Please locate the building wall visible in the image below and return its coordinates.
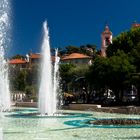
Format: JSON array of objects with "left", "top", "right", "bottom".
[{"left": 61, "top": 58, "right": 91, "bottom": 65}]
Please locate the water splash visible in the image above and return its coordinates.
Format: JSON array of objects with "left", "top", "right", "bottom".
[
  {"left": 0, "top": 0, "right": 11, "bottom": 111},
  {"left": 38, "top": 21, "right": 60, "bottom": 116},
  {"left": 52, "top": 48, "right": 60, "bottom": 113}
]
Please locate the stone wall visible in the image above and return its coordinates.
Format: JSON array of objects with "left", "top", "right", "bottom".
[
  {"left": 15, "top": 102, "right": 140, "bottom": 115},
  {"left": 68, "top": 104, "right": 140, "bottom": 114}
]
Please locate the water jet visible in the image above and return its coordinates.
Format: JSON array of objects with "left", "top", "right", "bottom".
[{"left": 38, "top": 21, "right": 60, "bottom": 116}]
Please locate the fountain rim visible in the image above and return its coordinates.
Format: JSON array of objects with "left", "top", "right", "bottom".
[
  {"left": 64, "top": 118, "right": 140, "bottom": 128},
  {"left": 4, "top": 108, "right": 92, "bottom": 118}
]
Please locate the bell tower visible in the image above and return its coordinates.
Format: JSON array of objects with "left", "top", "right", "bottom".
[{"left": 101, "top": 25, "right": 112, "bottom": 57}]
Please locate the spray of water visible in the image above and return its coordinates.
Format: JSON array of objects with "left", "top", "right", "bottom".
[
  {"left": 0, "top": 0, "right": 11, "bottom": 111},
  {"left": 38, "top": 21, "right": 60, "bottom": 116},
  {"left": 52, "top": 48, "right": 60, "bottom": 113}
]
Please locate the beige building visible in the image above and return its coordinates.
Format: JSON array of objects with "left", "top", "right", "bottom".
[{"left": 61, "top": 53, "right": 92, "bottom": 65}]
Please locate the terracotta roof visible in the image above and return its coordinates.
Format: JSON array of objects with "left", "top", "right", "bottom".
[
  {"left": 30, "top": 53, "right": 41, "bottom": 59},
  {"left": 9, "top": 59, "right": 27, "bottom": 64},
  {"left": 61, "top": 53, "right": 91, "bottom": 60},
  {"left": 30, "top": 53, "right": 56, "bottom": 62},
  {"left": 132, "top": 23, "right": 140, "bottom": 28}
]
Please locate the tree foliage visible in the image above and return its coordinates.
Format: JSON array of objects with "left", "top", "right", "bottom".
[
  {"left": 10, "top": 54, "right": 25, "bottom": 60},
  {"left": 107, "top": 27, "right": 140, "bottom": 57},
  {"left": 87, "top": 50, "right": 136, "bottom": 100},
  {"left": 59, "top": 44, "right": 97, "bottom": 58}
]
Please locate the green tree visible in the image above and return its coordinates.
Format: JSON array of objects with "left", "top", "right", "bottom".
[
  {"left": 87, "top": 50, "right": 136, "bottom": 102},
  {"left": 65, "top": 46, "right": 80, "bottom": 54},
  {"left": 107, "top": 27, "right": 140, "bottom": 57},
  {"left": 130, "top": 44, "right": 140, "bottom": 71},
  {"left": 10, "top": 54, "right": 25, "bottom": 60},
  {"left": 59, "top": 63, "right": 76, "bottom": 91},
  {"left": 13, "top": 69, "right": 27, "bottom": 91},
  {"left": 25, "top": 85, "right": 37, "bottom": 101},
  {"left": 80, "top": 44, "right": 97, "bottom": 57},
  {"left": 107, "top": 50, "right": 136, "bottom": 99}
]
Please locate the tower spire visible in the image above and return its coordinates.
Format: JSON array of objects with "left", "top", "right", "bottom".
[{"left": 101, "top": 25, "right": 112, "bottom": 57}]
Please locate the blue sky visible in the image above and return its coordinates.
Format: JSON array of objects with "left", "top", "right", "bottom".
[{"left": 10, "top": 0, "right": 140, "bottom": 56}]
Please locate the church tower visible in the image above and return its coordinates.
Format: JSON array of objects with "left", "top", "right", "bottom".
[{"left": 101, "top": 25, "right": 112, "bottom": 57}]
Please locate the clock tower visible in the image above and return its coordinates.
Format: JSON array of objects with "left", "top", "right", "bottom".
[{"left": 101, "top": 25, "right": 112, "bottom": 57}]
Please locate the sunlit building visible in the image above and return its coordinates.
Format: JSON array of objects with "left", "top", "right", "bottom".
[
  {"left": 9, "top": 59, "right": 27, "bottom": 69},
  {"left": 61, "top": 53, "right": 92, "bottom": 65}
]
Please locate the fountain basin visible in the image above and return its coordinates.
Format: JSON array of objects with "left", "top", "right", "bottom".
[
  {"left": 64, "top": 118, "right": 140, "bottom": 128},
  {"left": 6, "top": 108, "right": 92, "bottom": 118},
  {"left": 1, "top": 107, "right": 140, "bottom": 140}
]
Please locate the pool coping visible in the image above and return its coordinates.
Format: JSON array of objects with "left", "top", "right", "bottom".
[{"left": 14, "top": 102, "right": 140, "bottom": 115}]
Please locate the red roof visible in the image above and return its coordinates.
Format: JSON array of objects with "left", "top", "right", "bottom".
[
  {"left": 30, "top": 53, "right": 56, "bottom": 62},
  {"left": 132, "top": 23, "right": 140, "bottom": 28},
  {"left": 61, "top": 53, "right": 91, "bottom": 60},
  {"left": 9, "top": 59, "right": 27, "bottom": 64},
  {"left": 30, "top": 53, "right": 41, "bottom": 59}
]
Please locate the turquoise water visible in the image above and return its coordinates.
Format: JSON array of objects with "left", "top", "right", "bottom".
[{"left": 1, "top": 108, "right": 140, "bottom": 140}]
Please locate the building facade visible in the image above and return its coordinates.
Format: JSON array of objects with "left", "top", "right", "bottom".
[
  {"left": 9, "top": 59, "right": 27, "bottom": 69},
  {"left": 61, "top": 53, "right": 92, "bottom": 65}
]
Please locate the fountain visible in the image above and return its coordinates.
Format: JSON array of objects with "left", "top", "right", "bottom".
[
  {"left": 52, "top": 48, "right": 60, "bottom": 112},
  {"left": 0, "top": 0, "right": 11, "bottom": 111},
  {"left": 38, "top": 21, "right": 60, "bottom": 116},
  {"left": 2, "top": 20, "right": 140, "bottom": 140},
  {"left": 0, "top": 1, "right": 140, "bottom": 140}
]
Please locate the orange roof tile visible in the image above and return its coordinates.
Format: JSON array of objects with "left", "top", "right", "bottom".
[
  {"left": 30, "top": 53, "right": 56, "bottom": 62},
  {"left": 9, "top": 59, "right": 27, "bottom": 64},
  {"left": 61, "top": 53, "right": 91, "bottom": 60},
  {"left": 30, "top": 53, "right": 41, "bottom": 59},
  {"left": 132, "top": 23, "right": 140, "bottom": 28}
]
